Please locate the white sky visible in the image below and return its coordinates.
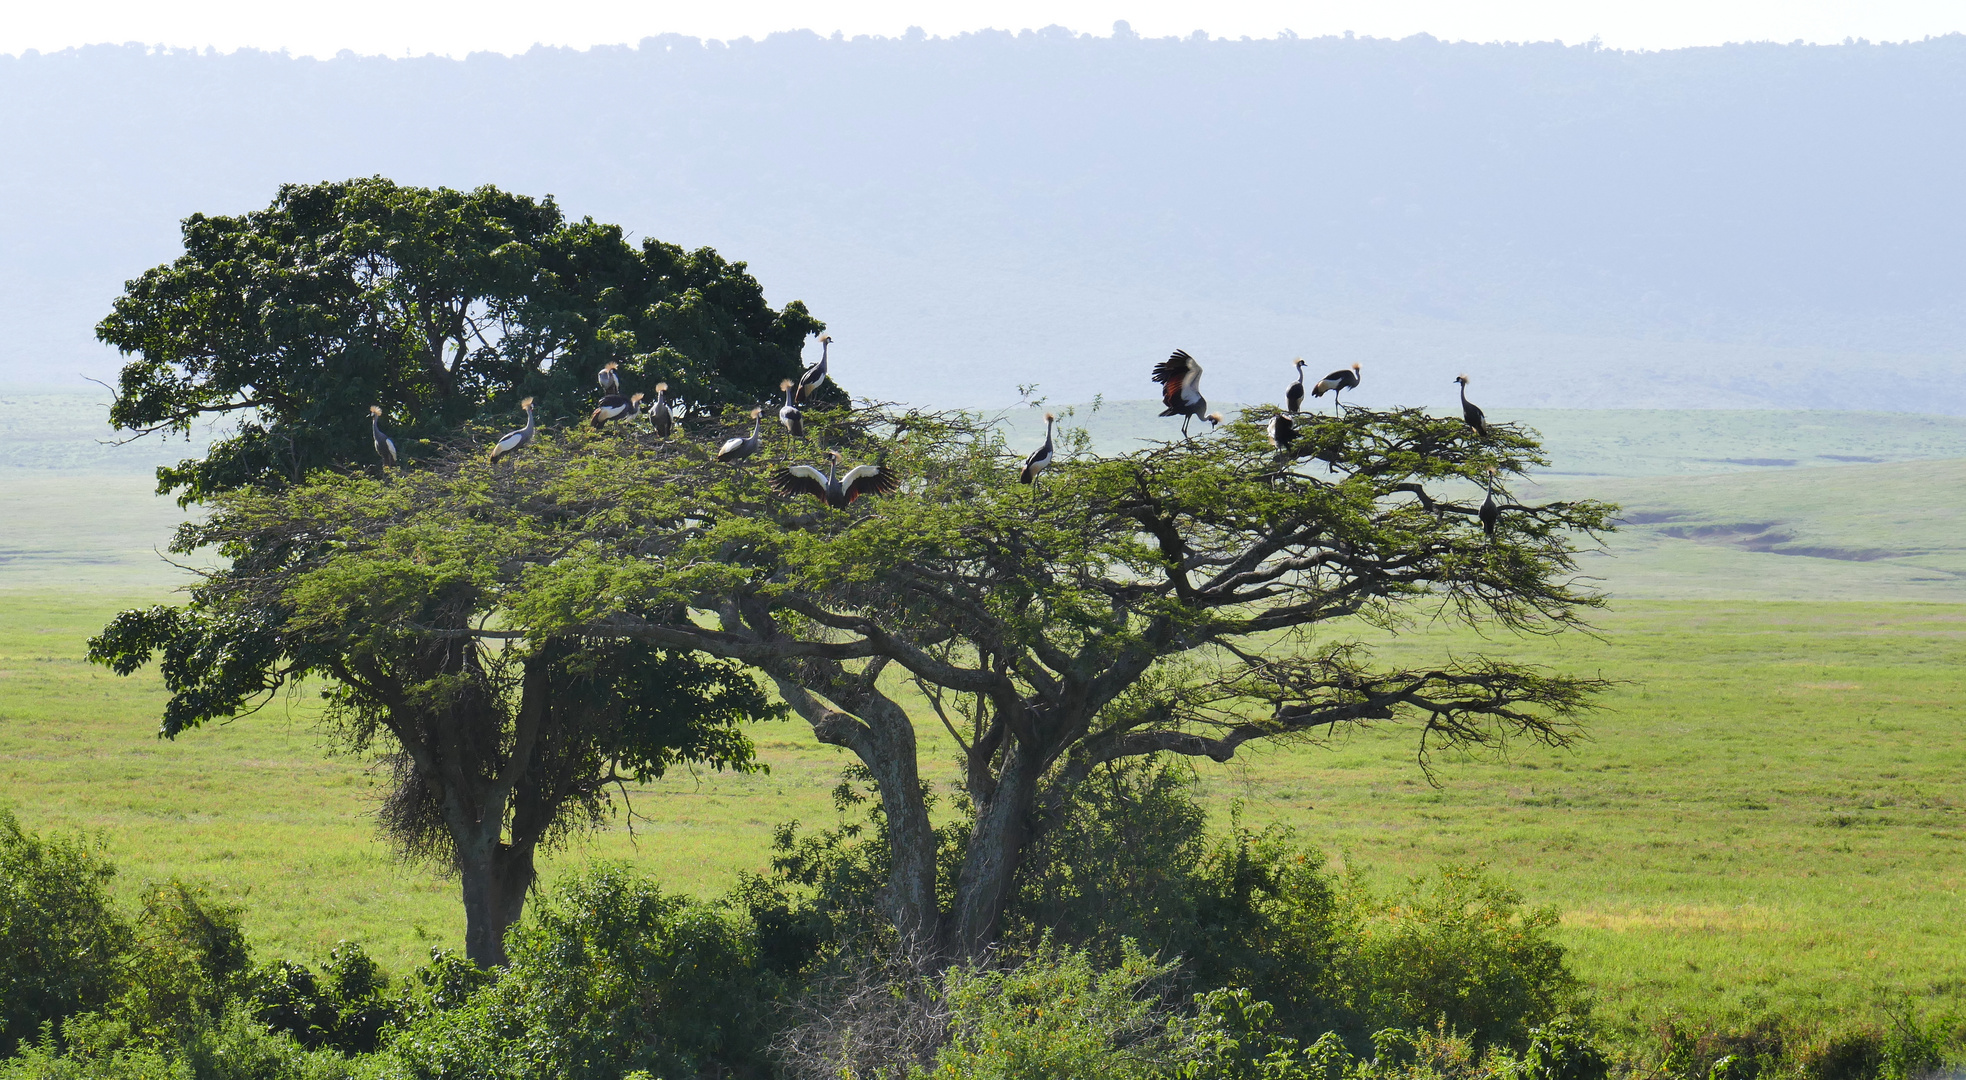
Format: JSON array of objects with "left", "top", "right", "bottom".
[{"left": 2, "top": 1, "right": 1961, "bottom": 58}]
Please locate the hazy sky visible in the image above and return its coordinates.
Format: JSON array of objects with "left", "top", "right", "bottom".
[{"left": 5, "top": 0, "right": 1962, "bottom": 57}]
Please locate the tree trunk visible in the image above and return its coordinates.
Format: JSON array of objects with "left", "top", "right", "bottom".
[
  {"left": 855, "top": 700, "right": 940, "bottom": 954},
  {"left": 457, "top": 834, "right": 536, "bottom": 967},
  {"left": 943, "top": 738, "right": 1043, "bottom": 959}
]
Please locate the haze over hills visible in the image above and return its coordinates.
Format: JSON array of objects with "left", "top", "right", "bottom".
[{"left": 3, "top": 30, "right": 1964, "bottom": 412}]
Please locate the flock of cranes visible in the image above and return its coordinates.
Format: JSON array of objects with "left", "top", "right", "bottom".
[
  {"left": 1146, "top": 347, "right": 1503, "bottom": 536},
  {"left": 370, "top": 335, "right": 897, "bottom": 510},
  {"left": 368, "top": 335, "right": 1503, "bottom": 531}
]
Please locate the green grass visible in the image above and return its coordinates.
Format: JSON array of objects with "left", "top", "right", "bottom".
[
  {"left": 1531, "top": 458, "right": 1966, "bottom": 601},
  {"left": 4, "top": 590, "right": 1961, "bottom": 1032}
]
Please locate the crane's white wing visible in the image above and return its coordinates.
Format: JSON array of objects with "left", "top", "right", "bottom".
[
  {"left": 769, "top": 463, "right": 833, "bottom": 503},
  {"left": 840, "top": 463, "right": 900, "bottom": 502}
]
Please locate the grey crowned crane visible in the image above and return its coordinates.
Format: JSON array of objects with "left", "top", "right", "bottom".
[
  {"left": 1312, "top": 362, "right": 1361, "bottom": 413},
  {"left": 369, "top": 406, "right": 397, "bottom": 466},
  {"left": 1152, "top": 349, "right": 1213, "bottom": 436},
  {"left": 1267, "top": 412, "right": 1296, "bottom": 454},
  {"left": 769, "top": 449, "right": 901, "bottom": 509},
  {"left": 717, "top": 409, "right": 765, "bottom": 462},
  {"left": 1285, "top": 358, "right": 1307, "bottom": 414},
  {"left": 1479, "top": 487, "right": 1500, "bottom": 538},
  {"left": 597, "top": 361, "right": 621, "bottom": 396},
  {"left": 795, "top": 334, "right": 832, "bottom": 403},
  {"left": 778, "top": 379, "right": 805, "bottom": 437},
  {"left": 1454, "top": 375, "right": 1489, "bottom": 437},
  {"left": 591, "top": 391, "right": 644, "bottom": 430},
  {"left": 488, "top": 397, "right": 536, "bottom": 463},
  {"left": 1020, "top": 412, "right": 1056, "bottom": 484},
  {"left": 646, "top": 382, "right": 674, "bottom": 440}
]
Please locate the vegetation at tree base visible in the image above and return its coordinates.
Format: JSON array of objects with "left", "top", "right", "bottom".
[
  {"left": 2, "top": 809, "right": 1956, "bottom": 1080},
  {"left": 0, "top": 809, "right": 131, "bottom": 1058}
]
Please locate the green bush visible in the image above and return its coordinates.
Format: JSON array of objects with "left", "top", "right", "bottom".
[
  {"left": 0, "top": 1004, "right": 355, "bottom": 1080},
  {"left": 1330, "top": 866, "right": 1585, "bottom": 1050},
  {"left": 1172, "top": 988, "right": 1353, "bottom": 1080},
  {"left": 1516, "top": 1018, "right": 1608, "bottom": 1080},
  {"left": 736, "top": 762, "right": 1580, "bottom": 1057},
  {"left": 921, "top": 941, "right": 1181, "bottom": 1080},
  {"left": 1009, "top": 760, "right": 1210, "bottom": 957},
  {"left": 117, "top": 881, "right": 255, "bottom": 1040},
  {"left": 0, "top": 810, "right": 132, "bottom": 1057},
  {"left": 248, "top": 943, "right": 398, "bottom": 1055},
  {"left": 378, "top": 865, "right": 773, "bottom": 1080},
  {"left": 1651, "top": 1008, "right": 1961, "bottom": 1080}
]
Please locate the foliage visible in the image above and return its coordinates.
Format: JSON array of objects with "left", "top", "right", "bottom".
[
  {"left": 115, "top": 881, "right": 255, "bottom": 1040},
  {"left": 1649, "top": 1008, "right": 1961, "bottom": 1080},
  {"left": 1172, "top": 989, "right": 1353, "bottom": 1080},
  {"left": 248, "top": 943, "right": 398, "bottom": 1055},
  {"left": 98, "top": 176, "right": 828, "bottom": 503},
  {"left": 1330, "top": 866, "right": 1584, "bottom": 1051},
  {"left": 737, "top": 760, "right": 1579, "bottom": 1055},
  {"left": 0, "top": 1004, "right": 355, "bottom": 1080},
  {"left": 920, "top": 941, "right": 1182, "bottom": 1080},
  {"left": 1515, "top": 1019, "right": 1608, "bottom": 1080},
  {"left": 0, "top": 810, "right": 132, "bottom": 1058},
  {"left": 375, "top": 865, "right": 774, "bottom": 1080},
  {"left": 1007, "top": 758, "right": 1211, "bottom": 956}
]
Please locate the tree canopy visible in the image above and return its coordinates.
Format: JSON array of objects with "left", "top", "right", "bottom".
[
  {"left": 95, "top": 394, "right": 1613, "bottom": 962},
  {"left": 98, "top": 176, "right": 828, "bottom": 502}
]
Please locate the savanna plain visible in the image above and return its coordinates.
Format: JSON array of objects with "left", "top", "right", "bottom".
[{"left": 2, "top": 395, "right": 1963, "bottom": 1041}]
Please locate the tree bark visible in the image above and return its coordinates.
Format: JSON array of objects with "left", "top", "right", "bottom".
[
  {"left": 457, "top": 831, "right": 536, "bottom": 967},
  {"left": 943, "top": 737, "right": 1043, "bottom": 959}
]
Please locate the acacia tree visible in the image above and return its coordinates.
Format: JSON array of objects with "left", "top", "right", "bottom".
[
  {"left": 90, "top": 178, "right": 826, "bottom": 964},
  {"left": 98, "top": 400, "right": 1611, "bottom": 963}
]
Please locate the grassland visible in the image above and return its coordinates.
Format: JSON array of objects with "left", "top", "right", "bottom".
[
  {"left": 4, "top": 590, "right": 1961, "bottom": 1033},
  {"left": 3, "top": 394, "right": 1964, "bottom": 1036}
]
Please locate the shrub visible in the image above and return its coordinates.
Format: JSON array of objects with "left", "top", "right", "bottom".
[
  {"left": 1009, "top": 760, "right": 1209, "bottom": 957},
  {"left": 0, "top": 810, "right": 132, "bottom": 1057},
  {"left": 0, "top": 1004, "right": 356, "bottom": 1080},
  {"left": 1172, "top": 988, "right": 1352, "bottom": 1080},
  {"left": 921, "top": 941, "right": 1182, "bottom": 1080},
  {"left": 379, "top": 864, "right": 772, "bottom": 1080},
  {"left": 117, "top": 881, "right": 255, "bottom": 1039},
  {"left": 1330, "top": 865, "right": 1585, "bottom": 1050},
  {"left": 1517, "top": 1018, "right": 1609, "bottom": 1080},
  {"left": 248, "top": 943, "right": 398, "bottom": 1055}
]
